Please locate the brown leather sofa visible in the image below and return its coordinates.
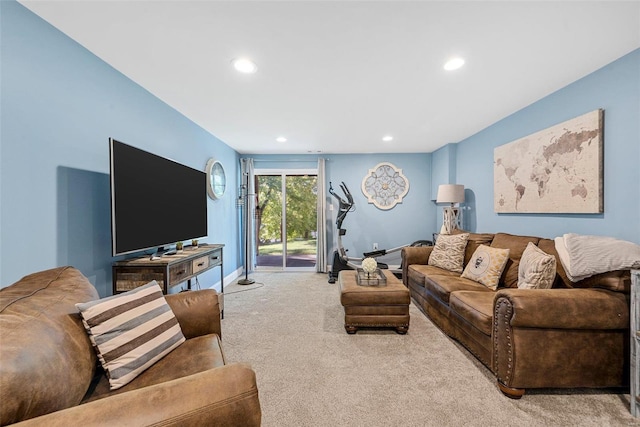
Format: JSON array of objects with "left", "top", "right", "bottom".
[
  {"left": 402, "top": 231, "right": 630, "bottom": 398},
  {"left": 0, "top": 266, "right": 261, "bottom": 426}
]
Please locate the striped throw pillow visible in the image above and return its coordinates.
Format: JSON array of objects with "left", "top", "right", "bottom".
[{"left": 76, "top": 281, "right": 185, "bottom": 390}]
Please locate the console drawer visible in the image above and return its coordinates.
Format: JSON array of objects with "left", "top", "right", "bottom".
[
  {"left": 169, "top": 262, "right": 192, "bottom": 285},
  {"left": 208, "top": 251, "right": 222, "bottom": 266},
  {"left": 113, "top": 267, "right": 165, "bottom": 293},
  {"left": 192, "top": 255, "right": 210, "bottom": 274}
]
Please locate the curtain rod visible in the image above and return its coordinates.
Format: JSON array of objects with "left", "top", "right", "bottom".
[{"left": 248, "top": 158, "right": 328, "bottom": 163}]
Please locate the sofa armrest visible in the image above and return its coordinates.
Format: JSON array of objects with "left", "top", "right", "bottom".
[
  {"left": 493, "top": 288, "right": 630, "bottom": 394},
  {"left": 494, "top": 288, "right": 629, "bottom": 330},
  {"left": 401, "top": 246, "right": 433, "bottom": 286},
  {"left": 165, "top": 289, "right": 221, "bottom": 339},
  {"left": 13, "top": 363, "right": 261, "bottom": 427}
]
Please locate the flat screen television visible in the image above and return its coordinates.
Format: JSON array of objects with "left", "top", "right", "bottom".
[{"left": 109, "top": 138, "right": 207, "bottom": 257}]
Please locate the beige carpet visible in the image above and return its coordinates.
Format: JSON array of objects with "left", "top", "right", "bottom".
[{"left": 220, "top": 272, "right": 638, "bottom": 427}]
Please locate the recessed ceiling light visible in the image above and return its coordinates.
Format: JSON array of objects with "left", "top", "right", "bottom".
[
  {"left": 232, "top": 57, "right": 258, "bottom": 74},
  {"left": 444, "top": 57, "right": 465, "bottom": 71},
  {"left": 276, "top": 136, "right": 287, "bottom": 143},
  {"left": 382, "top": 135, "right": 393, "bottom": 142}
]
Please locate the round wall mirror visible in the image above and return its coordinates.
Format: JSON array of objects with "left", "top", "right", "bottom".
[{"left": 205, "top": 158, "right": 226, "bottom": 200}]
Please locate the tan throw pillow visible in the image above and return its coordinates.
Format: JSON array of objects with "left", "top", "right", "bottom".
[
  {"left": 461, "top": 244, "right": 510, "bottom": 290},
  {"left": 76, "top": 281, "right": 185, "bottom": 390},
  {"left": 428, "top": 233, "right": 469, "bottom": 273},
  {"left": 518, "top": 242, "right": 557, "bottom": 289}
]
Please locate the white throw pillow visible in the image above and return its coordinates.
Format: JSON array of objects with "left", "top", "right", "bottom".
[
  {"left": 518, "top": 242, "right": 557, "bottom": 289},
  {"left": 76, "top": 281, "right": 185, "bottom": 390}
]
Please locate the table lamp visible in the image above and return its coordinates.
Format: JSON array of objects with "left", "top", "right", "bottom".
[{"left": 436, "top": 184, "right": 465, "bottom": 234}]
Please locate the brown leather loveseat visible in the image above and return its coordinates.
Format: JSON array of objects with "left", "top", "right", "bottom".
[
  {"left": 0, "top": 266, "right": 261, "bottom": 426},
  {"left": 402, "top": 231, "right": 630, "bottom": 398}
]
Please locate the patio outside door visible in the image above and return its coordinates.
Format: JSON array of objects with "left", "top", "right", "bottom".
[{"left": 255, "top": 169, "right": 317, "bottom": 271}]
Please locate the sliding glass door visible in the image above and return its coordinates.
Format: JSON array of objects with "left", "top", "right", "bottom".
[{"left": 255, "top": 169, "right": 317, "bottom": 270}]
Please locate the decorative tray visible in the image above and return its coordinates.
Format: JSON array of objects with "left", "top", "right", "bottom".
[{"left": 356, "top": 268, "right": 387, "bottom": 286}]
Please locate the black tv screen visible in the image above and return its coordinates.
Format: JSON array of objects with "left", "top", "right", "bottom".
[{"left": 110, "top": 138, "right": 207, "bottom": 256}]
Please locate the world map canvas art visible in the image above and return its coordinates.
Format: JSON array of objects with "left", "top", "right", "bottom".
[{"left": 494, "top": 109, "right": 603, "bottom": 213}]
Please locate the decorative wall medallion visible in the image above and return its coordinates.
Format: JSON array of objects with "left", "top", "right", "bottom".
[{"left": 361, "top": 162, "right": 409, "bottom": 210}]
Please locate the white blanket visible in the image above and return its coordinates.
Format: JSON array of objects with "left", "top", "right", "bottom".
[{"left": 554, "top": 233, "right": 640, "bottom": 282}]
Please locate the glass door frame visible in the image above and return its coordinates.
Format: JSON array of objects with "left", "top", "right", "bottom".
[{"left": 254, "top": 168, "right": 318, "bottom": 271}]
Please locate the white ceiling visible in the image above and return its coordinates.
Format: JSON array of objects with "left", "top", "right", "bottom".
[{"left": 19, "top": 1, "right": 640, "bottom": 155}]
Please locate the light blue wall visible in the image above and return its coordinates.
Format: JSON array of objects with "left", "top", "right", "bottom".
[
  {"left": 246, "top": 153, "right": 435, "bottom": 268},
  {"left": 454, "top": 49, "right": 640, "bottom": 243},
  {"left": 430, "top": 143, "right": 458, "bottom": 201},
  {"left": 431, "top": 143, "right": 464, "bottom": 232},
  {"left": 1, "top": 1, "right": 241, "bottom": 295}
]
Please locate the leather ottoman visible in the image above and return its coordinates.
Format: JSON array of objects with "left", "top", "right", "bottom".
[{"left": 338, "top": 270, "right": 410, "bottom": 334}]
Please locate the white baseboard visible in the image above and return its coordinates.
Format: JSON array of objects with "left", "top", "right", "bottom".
[{"left": 203, "top": 267, "right": 242, "bottom": 292}]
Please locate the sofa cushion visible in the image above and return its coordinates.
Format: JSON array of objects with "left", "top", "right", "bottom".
[
  {"left": 518, "top": 242, "right": 556, "bottom": 289},
  {"left": 461, "top": 245, "right": 510, "bottom": 290},
  {"left": 490, "top": 233, "right": 540, "bottom": 288},
  {"left": 424, "top": 275, "right": 492, "bottom": 304},
  {"left": 429, "top": 233, "right": 469, "bottom": 273},
  {"left": 0, "top": 267, "right": 99, "bottom": 425},
  {"left": 571, "top": 270, "right": 631, "bottom": 293},
  {"left": 407, "top": 264, "right": 459, "bottom": 287},
  {"left": 76, "top": 281, "right": 186, "bottom": 390},
  {"left": 83, "top": 333, "right": 226, "bottom": 402},
  {"left": 449, "top": 291, "right": 495, "bottom": 336}
]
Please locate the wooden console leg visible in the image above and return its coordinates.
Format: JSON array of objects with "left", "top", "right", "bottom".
[
  {"left": 395, "top": 326, "right": 408, "bottom": 335},
  {"left": 345, "top": 325, "right": 358, "bottom": 334},
  {"left": 497, "top": 381, "right": 525, "bottom": 399}
]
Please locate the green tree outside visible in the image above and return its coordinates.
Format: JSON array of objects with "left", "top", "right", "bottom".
[{"left": 256, "top": 174, "right": 317, "bottom": 255}]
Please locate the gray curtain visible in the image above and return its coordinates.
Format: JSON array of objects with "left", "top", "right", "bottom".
[
  {"left": 316, "top": 158, "right": 327, "bottom": 273},
  {"left": 240, "top": 158, "right": 256, "bottom": 274}
]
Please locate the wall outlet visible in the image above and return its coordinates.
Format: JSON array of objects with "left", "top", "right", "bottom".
[{"left": 373, "top": 243, "right": 378, "bottom": 250}]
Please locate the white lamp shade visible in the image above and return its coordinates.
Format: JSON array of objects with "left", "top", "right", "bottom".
[{"left": 436, "top": 184, "right": 465, "bottom": 204}]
